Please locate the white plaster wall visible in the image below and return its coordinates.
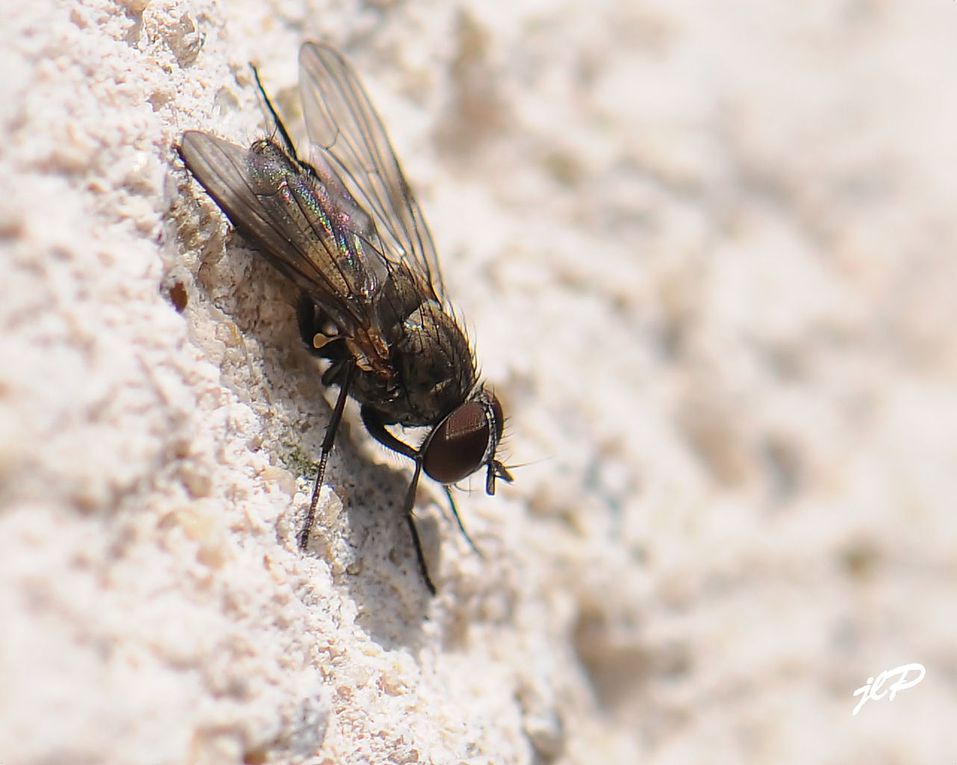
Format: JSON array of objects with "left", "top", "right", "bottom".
[{"left": 3, "top": 1, "right": 957, "bottom": 763}]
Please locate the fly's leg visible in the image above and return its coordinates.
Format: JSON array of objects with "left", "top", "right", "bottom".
[
  {"left": 402, "top": 461, "right": 434, "bottom": 596},
  {"left": 360, "top": 406, "right": 436, "bottom": 595},
  {"left": 442, "top": 486, "right": 481, "bottom": 556},
  {"left": 298, "top": 359, "right": 356, "bottom": 551},
  {"left": 296, "top": 294, "right": 357, "bottom": 551},
  {"left": 251, "top": 63, "right": 299, "bottom": 161}
]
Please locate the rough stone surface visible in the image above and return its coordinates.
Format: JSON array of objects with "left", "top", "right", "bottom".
[{"left": 3, "top": 1, "right": 957, "bottom": 763}]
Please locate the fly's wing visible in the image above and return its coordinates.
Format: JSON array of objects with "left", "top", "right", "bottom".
[
  {"left": 298, "top": 42, "right": 445, "bottom": 300},
  {"left": 179, "top": 130, "right": 389, "bottom": 334}
]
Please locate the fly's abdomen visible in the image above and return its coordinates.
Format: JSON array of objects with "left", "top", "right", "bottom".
[{"left": 244, "top": 140, "right": 385, "bottom": 327}]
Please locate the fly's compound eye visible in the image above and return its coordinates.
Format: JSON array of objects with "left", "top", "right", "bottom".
[{"left": 423, "top": 395, "right": 503, "bottom": 485}]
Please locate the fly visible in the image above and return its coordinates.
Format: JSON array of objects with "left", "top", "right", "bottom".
[{"left": 177, "top": 42, "right": 512, "bottom": 594}]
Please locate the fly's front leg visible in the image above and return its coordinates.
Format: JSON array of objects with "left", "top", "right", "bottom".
[
  {"left": 442, "top": 485, "right": 481, "bottom": 556},
  {"left": 360, "top": 406, "right": 436, "bottom": 595},
  {"left": 298, "top": 359, "right": 357, "bottom": 551}
]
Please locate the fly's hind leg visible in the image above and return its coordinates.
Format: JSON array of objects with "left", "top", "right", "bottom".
[
  {"left": 297, "top": 358, "right": 356, "bottom": 551},
  {"left": 296, "top": 292, "right": 357, "bottom": 551}
]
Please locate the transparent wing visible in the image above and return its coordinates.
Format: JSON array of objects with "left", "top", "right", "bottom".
[
  {"left": 298, "top": 41, "right": 445, "bottom": 299},
  {"left": 178, "top": 130, "right": 389, "bottom": 334}
]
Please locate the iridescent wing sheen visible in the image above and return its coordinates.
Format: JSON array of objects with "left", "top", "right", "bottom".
[
  {"left": 178, "top": 130, "right": 390, "bottom": 335},
  {"left": 298, "top": 42, "right": 445, "bottom": 299}
]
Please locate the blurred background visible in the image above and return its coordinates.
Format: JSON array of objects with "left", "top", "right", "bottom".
[{"left": 2, "top": 1, "right": 957, "bottom": 763}]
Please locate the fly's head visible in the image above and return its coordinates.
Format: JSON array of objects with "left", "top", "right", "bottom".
[{"left": 422, "top": 388, "right": 513, "bottom": 495}]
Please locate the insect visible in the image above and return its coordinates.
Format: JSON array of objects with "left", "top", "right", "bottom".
[{"left": 178, "top": 42, "right": 512, "bottom": 593}]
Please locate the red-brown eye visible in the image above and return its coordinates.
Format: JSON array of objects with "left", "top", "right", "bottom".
[
  {"left": 489, "top": 392, "right": 505, "bottom": 442},
  {"left": 423, "top": 400, "right": 495, "bottom": 484}
]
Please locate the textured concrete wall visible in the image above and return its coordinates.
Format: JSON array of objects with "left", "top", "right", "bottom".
[{"left": 3, "top": 1, "right": 957, "bottom": 763}]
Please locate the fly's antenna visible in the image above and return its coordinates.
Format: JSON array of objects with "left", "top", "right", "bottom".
[{"left": 250, "top": 63, "right": 298, "bottom": 161}]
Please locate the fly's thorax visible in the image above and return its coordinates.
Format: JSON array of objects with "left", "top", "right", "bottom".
[
  {"left": 349, "top": 299, "right": 477, "bottom": 427},
  {"left": 393, "top": 300, "right": 477, "bottom": 426},
  {"left": 373, "top": 264, "right": 427, "bottom": 334}
]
